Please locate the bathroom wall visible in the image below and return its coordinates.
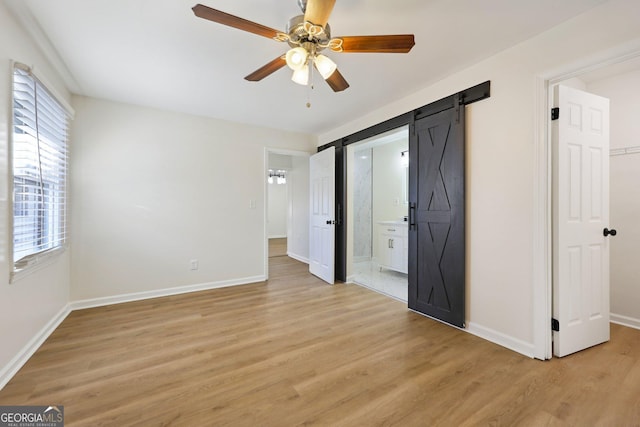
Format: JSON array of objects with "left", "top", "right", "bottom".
[
  {"left": 353, "top": 148, "right": 372, "bottom": 262},
  {"left": 372, "top": 138, "right": 409, "bottom": 262}
]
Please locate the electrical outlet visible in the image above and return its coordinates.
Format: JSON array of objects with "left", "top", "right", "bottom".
[{"left": 189, "top": 259, "right": 199, "bottom": 271}]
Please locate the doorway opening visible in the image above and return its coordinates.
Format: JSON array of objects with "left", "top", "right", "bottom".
[
  {"left": 267, "top": 153, "right": 291, "bottom": 258},
  {"left": 264, "top": 149, "right": 310, "bottom": 279},
  {"left": 346, "top": 127, "right": 409, "bottom": 302}
]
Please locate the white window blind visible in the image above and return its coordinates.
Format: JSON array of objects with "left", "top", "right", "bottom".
[{"left": 12, "top": 64, "right": 70, "bottom": 270}]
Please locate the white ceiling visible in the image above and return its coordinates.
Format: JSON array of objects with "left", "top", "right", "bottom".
[{"left": 11, "top": 0, "right": 607, "bottom": 135}]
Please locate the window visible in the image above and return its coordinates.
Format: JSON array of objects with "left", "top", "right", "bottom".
[{"left": 12, "top": 64, "right": 70, "bottom": 273}]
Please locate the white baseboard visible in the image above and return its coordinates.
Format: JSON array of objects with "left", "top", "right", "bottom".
[
  {"left": 286, "top": 252, "right": 309, "bottom": 264},
  {"left": 0, "top": 304, "right": 72, "bottom": 391},
  {"left": 466, "top": 322, "right": 535, "bottom": 358},
  {"left": 1, "top": 275, "right": 269, "bottom": 390},
  {"left": 70, "top": 275, "right": 266, "bottom": 310},
  {"left": 2, "top": 276, "right": 540, "bottom": 391},
  {"left": 611, "top": 313, "right": 640, "bottom": 330},
  {"left": 268, "top": 235, "right": 287, "bottom": 239}
]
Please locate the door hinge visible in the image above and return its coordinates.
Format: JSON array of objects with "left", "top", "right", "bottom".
[
  {"left": 551, "top": 107, "right": 559, "bottom": 121},
  {"left": 551, "top": 318, "right": 560, "bottom": 332}
]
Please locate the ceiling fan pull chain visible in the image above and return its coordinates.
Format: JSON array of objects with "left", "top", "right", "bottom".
[{"left": 306, "top": 64, "right": 314, "bottom": 108}]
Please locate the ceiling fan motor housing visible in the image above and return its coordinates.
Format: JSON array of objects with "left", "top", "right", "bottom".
[
  {"left": 191, "top": 2, "right": 414, "bottom": 93},
  {"left": 286, "top": 15, "right": 331, "bottom": 51}
]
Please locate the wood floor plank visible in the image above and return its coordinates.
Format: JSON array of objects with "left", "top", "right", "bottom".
[
  {"left": 1, "top": 256, "right": 639, "bottom": 426},
  {"left": 269, "top": 238, "right": 287, "bottom": 258}
]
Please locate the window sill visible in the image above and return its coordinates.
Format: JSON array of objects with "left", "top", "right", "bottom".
[{"left": 10, "top": 246, "right": 67, "bottom": 284}]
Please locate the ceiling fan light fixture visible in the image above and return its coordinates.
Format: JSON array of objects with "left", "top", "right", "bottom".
[
  {"left": 285, "top": 47, "right": 309, "bottom": 71},
  {"left": 314, "top": 54, "right": 337, "bottom": 79},
  {"left": 291, "top": 65, "right": 309, "bottom": 85}
]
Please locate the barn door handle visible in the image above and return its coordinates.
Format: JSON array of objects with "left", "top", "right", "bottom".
[
  {"left": 603, "top": 228, "right": 617, "bottom": 237},
  {"left": 409, "top": 203, "right": 416, "bottom": 230}
]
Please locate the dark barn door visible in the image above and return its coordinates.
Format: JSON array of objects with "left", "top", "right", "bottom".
[{"left": 408, "top": 105, "right": 465, "bottom": 328}]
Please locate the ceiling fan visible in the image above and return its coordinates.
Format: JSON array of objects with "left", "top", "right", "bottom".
[{"left": 192, "top": 0, "right": 415, "bottom": 93}]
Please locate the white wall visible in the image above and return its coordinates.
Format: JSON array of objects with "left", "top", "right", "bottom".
[
  {"left": 319, "top": 0, "right": 640, "bottom": 356},
  {"left": 287, "top": 156, "right": 309, "bottom": 262},
  {"left": 70, "top": 96, "right": 315, "bottom": 302},
  {"left": 268, "top": 153, "right": 292, "bottom": 171},
  {"left": 372, "top": 139, "right": 409, "bottom": 224},
  {"left": 267, "top": 153, "right": 291, "bottom": 239},
  {"left": 0, "top": 1, "right": 72, "bottom": 387},
  {"left": 372, "top": 138, "right": 409, "bottom": 262},
  {"left": 587, "top": 68, "right": 640, "bottom": 327},
  {"left": 268, "top": 182, "right": 288, "bottom": 238}
]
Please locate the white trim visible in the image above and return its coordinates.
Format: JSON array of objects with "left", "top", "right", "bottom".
[
  {"left": 268, "top": 234, "right": 287, "bottom": 239},
  {"left": 286, "top": 252, "right": 309, "bottom": 265},
  {"left": 70, "top": 275, "right": 266, "bottom": 310},
  {"left": 533, "top": 44, "right": 640, "bottom": 361},
  {"left": 611, "top": 314, "right": 640, "bottom": 331},
  {"left": 0, "top": 305, "right": 71, "bottom": 391},
  {"left": 532, "top": 76, "right": 552, "bottom": 360},
  {"left": 264, "top": 148, "right": 270, "bottom": 281},
  {"left": 10, "top": 247, "right": 67, "bottom": 284},
  {"left": 466, "top": 322, "right": 535, "bottom": 358}
]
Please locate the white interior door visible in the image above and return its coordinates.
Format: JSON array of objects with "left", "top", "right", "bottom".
[
  {"left": 553, "top": 84, "right": 610, "bottom": 357},
  {"left": 309, "top": 147, "right": 335, "bottom": 284}
]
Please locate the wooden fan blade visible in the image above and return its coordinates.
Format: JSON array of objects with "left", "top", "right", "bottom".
[
  {"left": 304, "top": 0, "right": 336, "bottom": 28},
  {"left": 245, "top": 56, "right": 287, "bottom": 81},
  {"left": 334, "top": 35, "right": 415, "bottom": 53},
  {"left": 324, "top": 68, "right": 349, "bottom": 92},
  {"left": 192, "top": 4, "right": 282, "bottom": 39}
]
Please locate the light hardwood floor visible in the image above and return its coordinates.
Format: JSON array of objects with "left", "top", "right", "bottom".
[
  {"left": 1, "top": 256, "right": 639, "bottom": 426},
  {"left": 269, "top": 238, "right": 287, "bottom": 258}
]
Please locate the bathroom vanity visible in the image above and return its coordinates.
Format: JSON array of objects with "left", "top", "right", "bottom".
[{"left": 377, "top": 221, "right": 408, "bottom": 274}]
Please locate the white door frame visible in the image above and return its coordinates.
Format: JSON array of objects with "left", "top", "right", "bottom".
[
  {"left": 533, "top": 47, "right": 640, "bottom": 360},
  {"left": 264, "top": 148, "right": 311, "bottom": 280}
]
